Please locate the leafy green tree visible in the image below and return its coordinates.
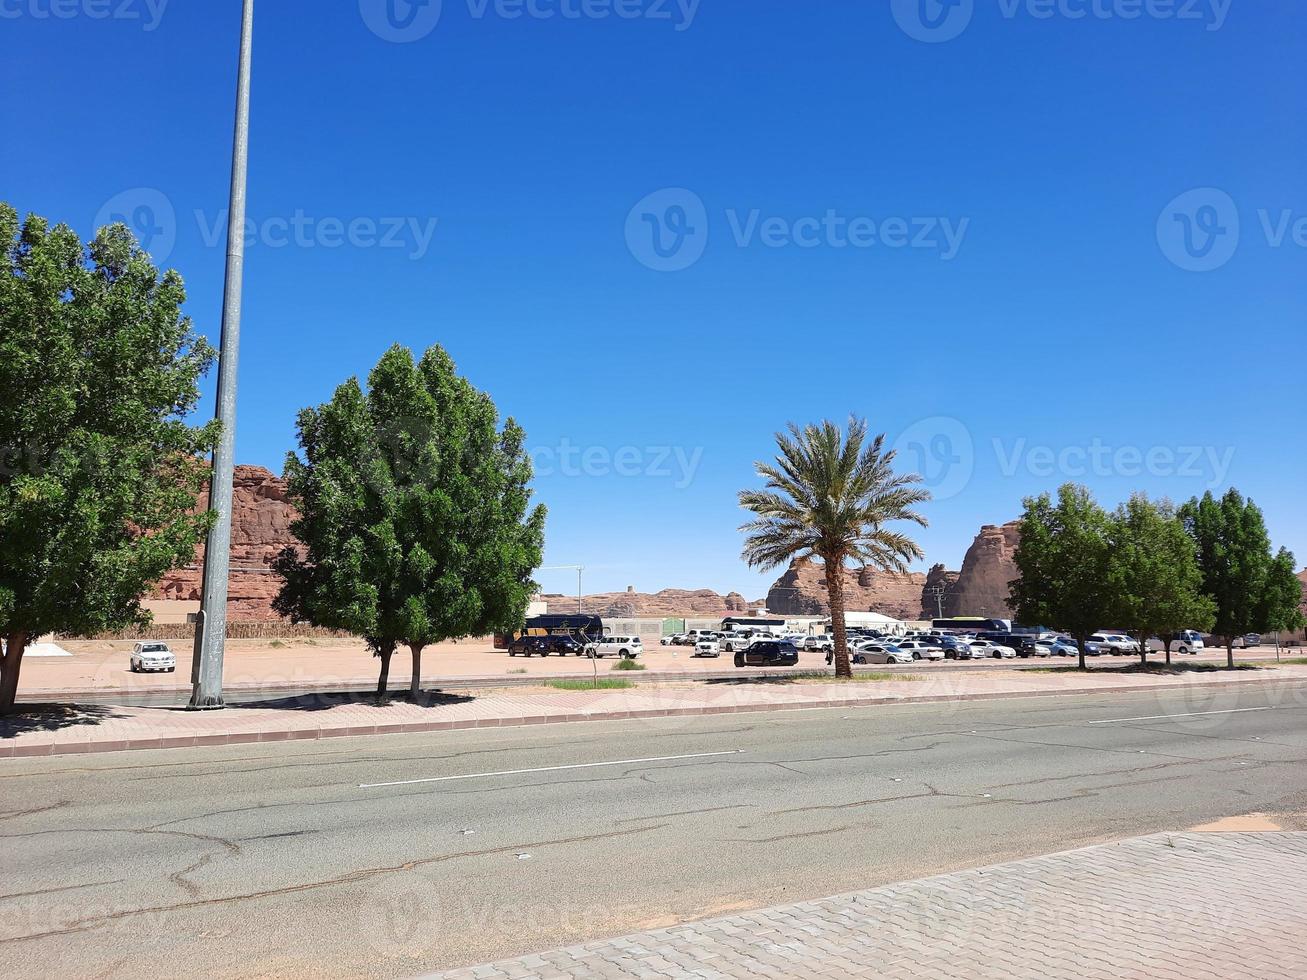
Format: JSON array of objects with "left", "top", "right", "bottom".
[
  {"left": 738, "top": 418, "right": 930, "bottom": 679},
  {"left": 0, "top": 204, "right": 217, "bottom": 712},
  {"left": 1180, "top": 489, "right": 1274, "bottom": 669},
  {"left": 1258, "top": 547, "right": 1305, "bottom": 645},
  {"left": 1009, "top": 484, "right": 1114, "bottom": 671},
  {"left": 274, "top": 344, "right": 546, "bottom": 699},
  {"left": 1108, "top": 494, "right": 1215, "bottom": 666}
]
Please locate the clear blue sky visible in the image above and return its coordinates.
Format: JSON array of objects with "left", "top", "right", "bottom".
[{"left": 4, "top": 1, "right": 1304, "bottom": 600}]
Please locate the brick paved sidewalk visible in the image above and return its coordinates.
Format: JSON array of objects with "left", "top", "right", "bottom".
[
  {"left": 3, "top": 665, "right": 1303, "bottom": 759},
  {"left": 428, "top": 832, "right": 1307, "bottom": 979}
]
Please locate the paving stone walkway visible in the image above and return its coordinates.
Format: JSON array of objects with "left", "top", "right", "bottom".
[{"left": 428, "top": 832, "right": 1307, "bottom": 979}]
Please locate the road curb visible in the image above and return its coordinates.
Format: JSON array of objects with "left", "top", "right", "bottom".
[{"left": 3, "top": 674, "right": 1296, "bottom": 759}]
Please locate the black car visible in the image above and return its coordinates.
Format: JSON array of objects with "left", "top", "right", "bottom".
[
  {"left": 734, "top": 640, "right": 800, "bottom": 668},
  {"left": 507, "top": 636, "right": 552, "bottom": 657},
  {"left": 982, "top": 632, "right": 1040, "bottom": 657},
  {"left": 544, "top": 634, "right": 587, "bottom": 656}
]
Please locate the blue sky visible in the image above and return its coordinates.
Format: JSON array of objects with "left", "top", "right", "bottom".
[{"left": 4, "top": 0, "right": 1304, "bottom": 599}]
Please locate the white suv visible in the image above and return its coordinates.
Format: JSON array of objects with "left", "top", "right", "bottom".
[
  {"left": 585, "top": 635, "right": 643, "bottom": 659},
  {"left": 130, "top": 641, "right": 177, "bottom": 673},
  {"left": 693, "top": 636, "right": 721, "bottom": 658}
]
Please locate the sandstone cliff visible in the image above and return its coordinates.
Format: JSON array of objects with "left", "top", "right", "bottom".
[
  {"left": 765, "top": 559, "right": 927, "bottom": 621},
  {"left": 542, "top": 588, "right": 754, "bottom": 619},
  {"left": 152, "top": 465, "right": 299, "bottom": 621}
]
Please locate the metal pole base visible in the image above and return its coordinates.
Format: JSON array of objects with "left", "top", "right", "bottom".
[{"left": 186, "top": 697, "right": 226, "bottom": 711}]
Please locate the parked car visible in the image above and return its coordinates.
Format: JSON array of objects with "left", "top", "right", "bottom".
[
  {"left": 983, "top": 632, "right": 1041, "bottom": 657},
  {"left": 895, "top": 639, "right": 945, "bottom": 661},
  {"left": 962, "top": 640, "right": 1017, "bottom": 659},
  {"left": 544, "top": 634, "right": 587, "bottom": 656},
  {"left": 1244, "top": 633, "right": 1262, "bottom": 647},
  {"left": 1033, "top": 638, "right": 1079, "bottom": 657},
  {"left": 694, "top": 636, "right": 721, "bottom": 658},
  {"left": 507, "top": 636, "right": 552, "bottom": 657},
  {"left": 130, "top": 641, "right": 176, "bottom": 673},
  {"left": 660, "top": 633, "right": 686, "bottom": 646},
  {"left": 803, "top": 634, "right": 835, "bottom": 652},
  {"left": 1090, "top": 633, "right": 1139, "bottom": 656},
  {"left": 825, "top": 643, "right": 911, "bottom": 665},
  {"left": 718, "top": 632, "right": 752, "bottom": 653},
  {"left": 735, "top": 640, "right": 800, "bottom": 668},
  {"left": 943, "top": 639, "right": 980, "bottom": 660},
  {"left": 1146, "top": 630, "right": 1206, "bottom": 655},
  {"left": 585, "top": 635, "right": 644, "bottom": 659}
]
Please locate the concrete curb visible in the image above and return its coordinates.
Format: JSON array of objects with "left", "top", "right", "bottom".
[{"left": 2, "top": 675, "right": 1294, "bottom": 759}]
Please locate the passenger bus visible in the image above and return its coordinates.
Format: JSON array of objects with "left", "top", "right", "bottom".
[{"left": 494, "top": 614, "right": 604, "bottom": 649}]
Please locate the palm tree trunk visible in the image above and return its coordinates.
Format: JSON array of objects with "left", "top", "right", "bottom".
[{"left": 826, "top": 556, "right": 852, "bottom": 679}]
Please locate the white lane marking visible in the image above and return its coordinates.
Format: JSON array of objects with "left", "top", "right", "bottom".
[
  {"left": 1087, "top": 707, "right": 1274, "bottom": 725},
  {"left": 358, "top": 749, "right": 747, "bottom": 789}
]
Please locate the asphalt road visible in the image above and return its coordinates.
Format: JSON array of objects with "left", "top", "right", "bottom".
[{"left": 4, "top": 683, "right": 1307, "bottom": 978}]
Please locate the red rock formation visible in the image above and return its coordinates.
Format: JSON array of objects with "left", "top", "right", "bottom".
[
  {"left": 542, "top": 588, "right": 754, "bottom": 619},
  {"left": 921, "top": 564, "right": 962, "bottom": 619},
  {"left": 151, "top": 465, "right": 299, "bottom": 621},
  {"left": 765, "top": 559, "right": 927, "bottom": 621},
  {"left": 947, "top": 522, "right": 1021, "bottom": 619}
]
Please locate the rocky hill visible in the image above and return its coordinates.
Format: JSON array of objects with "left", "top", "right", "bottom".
[
  {"left": 765, "top": 561, "right": 927, "bottom": 621},
  {"left": 151, "top": 465, "right": 298, "bottom": 621},
  {"left": 764, "top": 520, "right": 1023, "bottom": 621},
  {"left": 542, "top": 588, "right": 756, "bottom": 619}
]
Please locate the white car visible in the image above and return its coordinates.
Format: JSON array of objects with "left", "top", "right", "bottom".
[
  {"left": 718, "top": 632, "right": 752, "bottom": 653},
  {"left": 660, "top": 634, "right": 683, "bottom": 646},
  {"left": 894, "top": 639, "right": 945, "bottom": 661},
  {"left": 1146, "top": 631, "right": 1205, "bottom": 655},
  {"left": 964, "top": 640, "right": 1017, "bottom": 659},
  {"left": 130, "top": 641, "right": 177, "bottom": 673},
  {"left": 693, "top": 637, "right": 721, "bottom": 658},
  {"left": 1091, "top": 633, "right": 1139, "bottom": 656},
  {"left": 827, "top": 643, "right": 914, "bottom": 665},
  {"left": 803, "top": 634, "right": 835, "bottom": 652},
  {"left": 585, "top": 635, "right": 643, "bottom": 659}
]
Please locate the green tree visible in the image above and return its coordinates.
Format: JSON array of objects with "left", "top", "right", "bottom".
[
  {"left": 1179, "top": 489, "right": 1274, "bottom": 669},
  {"left": 1009, "top": 484, "right": 1114, "bottom": 671},
  {"left": 1258, "top": 547, "right": 1305, "bottom": 645},
  {"left": 738, "top": 418, "right": 930, "bottom": 679},
  {"left": 274, "top": 344, "right": 546, "bottom": 699},
  {"left": 1108, "top": 493, "right": 1215, "bottom": 666},
  {"left": 0, "top": 204, "right": 217, "bottom": 712}
]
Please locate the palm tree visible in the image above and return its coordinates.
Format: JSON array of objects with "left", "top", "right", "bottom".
[{"left": 739, "top": 418, "right": 931, "bottom": 679}]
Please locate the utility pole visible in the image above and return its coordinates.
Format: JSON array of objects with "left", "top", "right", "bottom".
[
  {"left": 190, "top": 0, "right": 254, "bottom": 710},
  {"left": 927, "top": 584, "right": 949, "bottom": 619},
  {"left": 540, "top": 565, "right": 585, "bottom": 613}
]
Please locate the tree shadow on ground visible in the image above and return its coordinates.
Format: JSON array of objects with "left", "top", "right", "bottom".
[
  {"left": 217, "top": 689, "right": 477, "bottom": 713},
  {"left": 1029, "top": 662, "right": 1268, "bottom": 675},
  {"left": 1, "top": 703, "right": 124, "bottom": 737}
]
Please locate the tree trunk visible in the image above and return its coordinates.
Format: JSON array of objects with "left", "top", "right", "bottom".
[
  {"left": 1226, "top": 640, "right": 1234, "bottom": 670},
  {"left": 376, "top": 643, "right": 394, "bottom": 700},
  {"left": 826, "top": 556, "right": 851, "bottom": 679},
  {"left": 1, "top": 632, "right": 29, "bottom": 713},
  {"left": 1076, "top": 632, "right": 1088, "bottom": 672},
  {"left": 1164, "top": 638, "right": 1173, "bottom": 666},
  {"left": 410, "top": 645, "right": 424, "bottom": 700},
  {"left": 1138, "top": 631, "right": 1148, "bottom": 668}
]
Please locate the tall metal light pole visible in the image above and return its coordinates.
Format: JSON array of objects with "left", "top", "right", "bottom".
[{"left": 190, "top": 0, "right": 254, "bottom": 709}]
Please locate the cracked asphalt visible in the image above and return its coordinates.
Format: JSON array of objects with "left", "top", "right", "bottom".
[{"left": 3, "top": 683, "right": 1307, "bottom": 978}]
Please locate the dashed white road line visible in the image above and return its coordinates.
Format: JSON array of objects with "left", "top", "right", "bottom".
[
  {"left": 359, "top": 749, "right": 747, "bottom": 788},
  {"left": 1087, "top": 706, "right": 1275, "bottom": 725}
]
